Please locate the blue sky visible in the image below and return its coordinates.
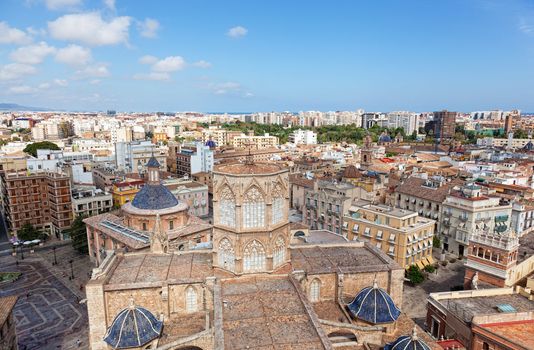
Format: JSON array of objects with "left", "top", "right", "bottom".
[{"left": 1, "top": 0, "right": 534, "bottom": 112}]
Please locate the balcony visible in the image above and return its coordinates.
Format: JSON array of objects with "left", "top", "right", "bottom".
[
  {"left": 459, "top": 215, "right": 468, "bottom": 222},
  {"left": 443, "top": 211, "right": 452, "bottom": 217},
  {"left": 495, "top": 215, "right": 509, "bottom": 223}
]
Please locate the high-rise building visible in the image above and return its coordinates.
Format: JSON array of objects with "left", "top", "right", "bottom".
[
  {"left": 433, "top": 110, "right": 456, "bottom": 143},
  {"left": 288, "top": 129, "right": 317, "bottom": 145},
  {"left": 0, "top": 170, "right": 73, "bottom": 239},
  {"left": 175, "top": 142, "right": 214, "bottom": 178},
  {"left": 115, "top": 140, "right": 166, "bottom": 173}
]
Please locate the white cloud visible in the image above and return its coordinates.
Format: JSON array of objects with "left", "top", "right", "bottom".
[
  {"left": 55, "top": 44, "right": 92, "bottom": 66},
  {"left": 54, "top": 78, "right": 68, "bottom": 86},
  {"left": 9, "top": 42, "right": 56, "bottom": 65},
  {"left": 45, "top": 0, "right": 83, "bottom": 10},
  {"left": 9, "top": 85, "right": 37, "bottom": 94},
  {"left": 133, "top": 72, "right": 170, "bottom": 81},
  {"left": 0, "top": 22, "right": 32, "bottom": 45},
  {"left": 103, "top": 0, "right": 115, "bottom": 10},
  {"left": 89, "top": 79, "right": 101, "bottom": 85},
  {"left": 211, "top": 81, "right": 241, "bottom": 95},
  {"left": 38, "top": 82, "right": 51, "bottom": 89},
  {"left": 152, "top": 56, "right": 185, "bottom": 72},
  {"left": 75, "top": 63, "right": 110, "bottom": 78},
  {"left": 192, "top": 60, "right": 212, "bottom": 68},
  {"left": 227, "top": 26, "right": 247, "bottom": 38},
  {"left": 48, "top": 12, "right": 131, "bottom": 46},
  {"left": 0, "top": 63, "right": 37, "bottom": 81},
  {"left": 139, "top": 55, "right": 158, "bottom": 64},
  {"left": 519, "top": 18, "right": 534, "bottom": 35},
  {"left": 244, "top": 92, "right": 254, "bottom": 97},
  {"left": 138, "top": 18, "right": 160, "bottom": 38}
]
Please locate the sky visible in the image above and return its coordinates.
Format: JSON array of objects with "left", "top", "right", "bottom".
[{"left": 1, "top": 0, "right": 534, "bottom": 112}]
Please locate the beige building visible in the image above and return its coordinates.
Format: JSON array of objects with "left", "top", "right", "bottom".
[
  {"left": 85, "top": 160, "right": 441, "bottom": 350},
  {"left": 0, "top": 295, "right": 18, "bottom": 350},
  {"left": 231, "top": 133, "right": 279, "bottom": 149},
  {"left": 344, "top": 200, "right": 435, "bottom": 269}
]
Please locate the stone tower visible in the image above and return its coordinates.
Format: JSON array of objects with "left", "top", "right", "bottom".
[
  {"left": 361, "top": 133, "right": 374, "bottom": 169},
  {"left": 464, "top": 228, "right": 519, "bottom": 288},
  {"left": 211, "top": 162, "right": 291, "bottom": 274}
]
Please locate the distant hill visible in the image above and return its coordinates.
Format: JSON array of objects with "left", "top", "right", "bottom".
[{"left": 0, "top": 103, "right": 53, "bottom": 111}]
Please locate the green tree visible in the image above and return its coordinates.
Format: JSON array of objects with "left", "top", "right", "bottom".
[
  {"left": 406, "top": 265, "right": 424, "bottom": 284},
  {"left": 23, "top": 141, "right": 60, "bottom": 157},
  {"left": 432, "top": 236, "right": 441, "bottom": 248},
  {"left": 17, "top": 223, "right": 40, "bottom": 241},
  {"left": 67, "top": 215, "right": 88, "bottom": 254},
  {"left": 514, "top": 129, "right": 528, "bottom": 139}
]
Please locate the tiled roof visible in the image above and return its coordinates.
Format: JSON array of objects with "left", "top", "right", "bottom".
[
  {"left": 347, "top": 282, "right": 401, "bottom": 324},
  {"left": 384, "top": 331, "right": 431, "bottom": 350},
  {"left": 395, "top": 176, "right": 463, "bottom": 203},
  {"left": 0, "top": 295, "right": 17, "bottom": 326},
  {"left": 103, "top": 304, "right": 163, "bottom": 349},
  {"left": 131, "top": 184, "right": 179, "bottom": 210},
  {"left": 145, "top": 156, "right": 161, "bottom": 168},
  {"left": 342, "top": 165, "right": 363, "bottom": 179},
  {"left": 289, "top": 174, "right": 315, "bottom": 188}
]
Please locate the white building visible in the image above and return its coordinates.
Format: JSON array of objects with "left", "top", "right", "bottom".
[
  {"left": 72, "top": 186, "right": 113, "bottom": 218},
  {"left": 115, "top": 140, "right": 166, "bottom": 173},
  {"left": 441, "top": 184, "right": 512, "bottom": 256},
  {"left": 289, "top": 129, "right": 317, "bottom": 145},
  {"left": 387, "top": 111, "right": 419, "bottom": 135}
]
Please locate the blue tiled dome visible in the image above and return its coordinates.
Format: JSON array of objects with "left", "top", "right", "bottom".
[
  {"left": 523, "top": 141, "right": 533, "bottom": 151},
  {"left": 205, "top": 139, "right": 216, "bottom": 148},
  {"left": 379, "top": 134, "right": 392, "bottom": 143},
  {"left": 384, "top": 328, "right": 431, "bottom": 350},
  {"left": 146, "top": 156, "right": 161, "bottom": 168},
  {"left": 131, "top": 184, "right": 179, "bottom": 210},
  {"left": 347, "top": 281, "right": 401, "bottom": 324},
  {"left": 103, "top": 304, "right": 163, "bottom": 349}
]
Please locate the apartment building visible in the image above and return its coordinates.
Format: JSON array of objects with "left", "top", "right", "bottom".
[
  {"left": 111, "top": 179, "right": 144, "bottom": 207},
  {"left": 392, "top": 176, "right": 464, "bottom": 234},
  {"left": 289, "top": 129, "right": 317, "bottom": 145},
  {"left": 72, "top": 186, "right": 113, "bottom": 218},
  {"left": 92, "top": 167, "right": 121, "bottom": 192},
  {"left": 115, "top": 140, "right": 166, "bottom": 173},
  {"left": 0, "top": 170, "right": 73, "bottom": 239},
  {"left": 441, "top": 184, "right": 512, "bottom": 256},
  {"left": 343, "top": 201, "right": 435, "bottom": 269},
  {"left": 164, "top": 179, "right": 209, "bottom": 217},
  {"left": 201, "top": 127, "right": 228, "bottom": 146},
  {"left": 214, "top": 148, "right": 284, "bottom": 164},
  {"left": 433, "top": 110, "right": 456, "bottom": 144},
  {"left": 289, "top": 174, "right": 315, "bottom": 211},
  {"left": 231, "top": 133, "right": 279, "bottom": 149},
  {"left": 303, "top": 180, "right": 358, "bottom": 234},
  {"left": 175, "top": 142, "right": 214, "bottom": 178}
]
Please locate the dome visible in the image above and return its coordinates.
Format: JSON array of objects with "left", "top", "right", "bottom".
[
  {"left": 347, "top": 281, "right": 401, "bottom": 324},
  {"left": 131, "top": 184, "right": 179, "bottom": 210},
  {"left": 384, "top": 327, "right": 431, "bottom": 350},
  {"left": 523, "top": 141, "right": 533, "bottom": 151},
  {"left": 379, "top": 134, "right": 392, "bottom": 143},
  {"left": 103, "top": 303, "right": 163, "bottom": 349},
  {"left": 205, "top": 139, "right": 217, "bottom": 148},
  {"left": 146, "top": 156, "right": 161, "bottom": 168}
]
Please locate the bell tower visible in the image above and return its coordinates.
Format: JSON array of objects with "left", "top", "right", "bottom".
[{"left": 361, "top": 133, "right": 374, "bottom": 169}]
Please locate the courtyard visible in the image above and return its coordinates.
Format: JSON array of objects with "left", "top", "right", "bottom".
[{"left": 0, "top": 242, "right": 93, "bottom": 350}]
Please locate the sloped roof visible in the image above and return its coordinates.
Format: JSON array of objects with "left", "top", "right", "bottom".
[{"left": 347, "top": 282, "right": 401, "bottom": 324}]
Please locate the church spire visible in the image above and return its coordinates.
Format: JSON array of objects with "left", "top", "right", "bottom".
[
  {"left": 150, "top": 214, "right": 168, "bottom": 254},
  {"left": 146, "top": 155, "right": 161, "bottom": 185}
]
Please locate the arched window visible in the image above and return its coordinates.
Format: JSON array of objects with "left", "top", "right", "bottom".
[
  {"left": 310, "top": 279, "right": 320, "bottom": 302},
  {"left": 271, "top": 183, "right": 284, "bottom": 225},
  {"left": 218, "top": 186, "right": 236, "bottom": 228},
  {"left": 185, "top": 286, "right": 197, "bottom": 312},
  {"left": 243, "top": 240, "right": 266, "bottom": 272},
  {"left": 482, "top": 342, "right": 489, "bottom": 350},
  {"left": 218, "top": 238, "right": 235, "bottom": 272},
  {"left": 273, "top": 236, "right": 285, "bottom": 267},
  {"left": 243, "top": 186, "right": 265, "bottom": 228}
]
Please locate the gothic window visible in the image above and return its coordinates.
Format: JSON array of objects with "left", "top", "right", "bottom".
[
  {"left": 273, "top": 236, "right": 285, "bottom": 267},
  {"left": 218, "top": 238, "right": 235, "bottom": 271},
  {"left": 310, "top": 279, "right": 320, "bottom": 302},
  {"left": 219, "top": 186, "right": 236, "bottom": 228},
  {"left": 243, "top": 186, "right": 265, "bottom": 228},
  {"left": 243, "top": 240, "right": 266, "bottom": 272},
  {"left": 271, "top": 183, "right": 284, "bottom": 225},
  {"left": 185, "top": 286, "right": 197, "bottom": 312}
]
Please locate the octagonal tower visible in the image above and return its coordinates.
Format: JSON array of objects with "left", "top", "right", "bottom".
[{"left": 212, "top": 162, "right": 290, "bottom": 274}]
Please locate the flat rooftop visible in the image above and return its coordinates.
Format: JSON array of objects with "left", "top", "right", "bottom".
[
  {"left": 221, "top": 276, "right": 327, "bottom": 349},
  {"left": 106, "top": 252, "right": 213, "bottom": 286},
  {"left": 290, "top": 243, "right": 397, "bottom": 274},
  {"left": 438, "top": 293, "right": 534, "bottom": 323}
]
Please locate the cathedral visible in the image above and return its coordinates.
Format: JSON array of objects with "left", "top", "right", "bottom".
[{"left": 85, "top": 157, "right": 440, "bottom": 350}]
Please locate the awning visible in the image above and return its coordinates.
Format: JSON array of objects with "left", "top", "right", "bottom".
[
  {"left": 427, "top": 255, "right": 435, "bottom": 264},
  {"left": 416, "top": 261, "right": 425, "bottom": 270}
]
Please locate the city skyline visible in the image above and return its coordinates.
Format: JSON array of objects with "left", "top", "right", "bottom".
[{"left": 1, "top": 0, "right": 534, "bottom": 112}]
